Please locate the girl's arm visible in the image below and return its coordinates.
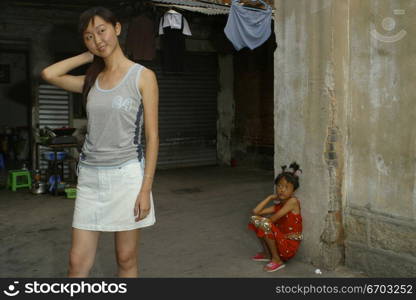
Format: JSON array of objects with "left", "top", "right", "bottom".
[
  {"left": 257, "top": 206, "right": 276, "bottom": 216},
  {"left": 252, "top": 194, "right": 278, "bottom": 215},
  {"left": 40, "top": 52, "right": 93, "bottom": 93},
  {"left": 139, "top": 68, "right": 159, "bottom": 192},
  {"left": 269, "top": 197, "right": 298, "bottom": 223}
]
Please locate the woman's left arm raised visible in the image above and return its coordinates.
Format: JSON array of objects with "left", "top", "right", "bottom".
[{"left": 134, "top": 68, "right": 159, "bottom": 221}]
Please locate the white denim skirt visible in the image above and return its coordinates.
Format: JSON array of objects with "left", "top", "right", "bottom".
[{"left": 72, "top": 160, "right": 156, "bottom": 232}]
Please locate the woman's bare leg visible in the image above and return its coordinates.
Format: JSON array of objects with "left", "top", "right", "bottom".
[
  {"left": 68, "top": 228, "right": 100, "bottom": 277},
  {"left": 114, "top": 229, "right": 140, "bottom": 277}
]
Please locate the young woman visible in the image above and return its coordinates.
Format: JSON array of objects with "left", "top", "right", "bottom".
[{"left": 41, "top": 6, "right": 159, "bottom": 277}]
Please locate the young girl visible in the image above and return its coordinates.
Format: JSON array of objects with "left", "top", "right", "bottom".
[
  {"left": 41, "top": 7, "right": 159, "bottom": 277},
  {"left": 248, "top": 162, "right": 303, "bottom": 272}
]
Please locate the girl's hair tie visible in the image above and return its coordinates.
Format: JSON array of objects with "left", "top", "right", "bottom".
[
  {"left": 294, "top": 169, "right": 302, "bottom": 177},
  {"left": 288, "top": 162, "right": 302, "bottom": 177}
]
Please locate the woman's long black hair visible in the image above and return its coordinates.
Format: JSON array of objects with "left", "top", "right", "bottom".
[{"left": 79, "top": 7, "right": 118, "bottom": 105}]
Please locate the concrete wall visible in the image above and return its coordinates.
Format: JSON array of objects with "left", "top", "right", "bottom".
[
  {"left": 274, "top": 0, "right": 416, "bottom": 276},
  {"left": 0, "top": 52, "right": 28, "bottom": 127},
  {"left": 0, "top": 7, "right": 82, "bottom": 121},
  {"left": 217, "top": 54, "right": 234, "bottom": 165},
  {"left": 345, "top": 0, "right": 416, "bottom": 277},
  {"left": 274, "top": 0, "right": 349, "bottom": 269},
  {"left": 0, "top": 5, "right": 80, "bottom": 78}
]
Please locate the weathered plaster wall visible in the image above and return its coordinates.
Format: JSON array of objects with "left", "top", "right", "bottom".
[
  {"left": 217, "top": 54, "right": 234, "bottom": 165},
  {"left": 274, "top": 0, "right": 416, "bottom": 276},
  {"left": 345, "top": 0, "right": 416, "bottom": 277},
  {"left": 274, "top": 0, "right": 349, "bottom": 269}
]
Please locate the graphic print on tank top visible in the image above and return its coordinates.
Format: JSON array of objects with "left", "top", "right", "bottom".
[{"left": 112, "top": 96, "right": 133, "bottom": 112}]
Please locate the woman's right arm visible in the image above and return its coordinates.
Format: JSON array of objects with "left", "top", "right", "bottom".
[{"left": 40, "top": 51, "right": 93, "bottom": 94}]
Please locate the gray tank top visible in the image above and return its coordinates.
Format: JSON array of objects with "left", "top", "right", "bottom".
[{"left": 80, "top": 63, "right": 145, "bottom": 167}]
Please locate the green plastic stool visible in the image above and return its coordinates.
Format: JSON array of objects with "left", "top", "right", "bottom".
[{"left": 7, "top": 170, "right": 32, "bottom": 191}]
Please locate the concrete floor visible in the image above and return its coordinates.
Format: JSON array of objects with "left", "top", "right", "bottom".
[{"left": 0, "top": 166, "right": 365, "bottom": 278}]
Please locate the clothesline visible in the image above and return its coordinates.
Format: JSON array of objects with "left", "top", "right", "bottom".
[
  {"left": 153, "top": 3, "right": 230, "bottom": 15},
  {"left": 152, "top": 1, "right": 276, "bottom": 16}
]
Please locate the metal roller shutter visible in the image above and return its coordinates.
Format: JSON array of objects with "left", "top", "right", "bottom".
[
  {"left": 152, "top": 53, "right": 218, "bottom": 168},
  {"left": 37, "top": 84, "right": 71, "bottom": 179}
]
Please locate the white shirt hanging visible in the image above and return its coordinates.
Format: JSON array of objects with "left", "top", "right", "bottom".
[{"left": 159, "top": 10, "right": 192, "bottom": 36}]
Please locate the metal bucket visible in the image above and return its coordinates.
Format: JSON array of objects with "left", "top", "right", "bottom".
[{"left": 31, "top": 182, "right": 47, "bottom": 194}]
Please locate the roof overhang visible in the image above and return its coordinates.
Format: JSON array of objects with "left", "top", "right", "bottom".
[{"left": 152, "top": 0, "right": 230, "bottom": 15}]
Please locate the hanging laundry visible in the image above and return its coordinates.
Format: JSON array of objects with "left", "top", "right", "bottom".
[
  {"left": 224, "top": 0, "right": 272, "bottom": 51},
  {"left": 159, "top": 10, "right": 192, "bottom": 36},
  {"left": 126, "top": 14, "right": 156, "bottom": 61},
  {"left": 159, "top": 10, "right": 192, "bottom": 72}
]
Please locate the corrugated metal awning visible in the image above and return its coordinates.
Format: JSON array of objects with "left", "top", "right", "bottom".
[
  {"left": 152, "top": 0, "right": 230, "bottom": 15},
  {"left": 152, "top": 0, "right": 275, "bottom": 16}
]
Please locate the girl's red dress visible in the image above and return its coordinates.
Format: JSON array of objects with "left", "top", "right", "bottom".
[{"left": 248, "top": 201, "right": 303, "bottom": 261}]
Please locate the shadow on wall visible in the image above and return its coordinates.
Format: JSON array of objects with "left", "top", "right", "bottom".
[
  {"left": 47, "top": 24, "right": 84, "bottom": 55},
  {"left": 6, "top": 80, "right": 30, "bottom": 106}
]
